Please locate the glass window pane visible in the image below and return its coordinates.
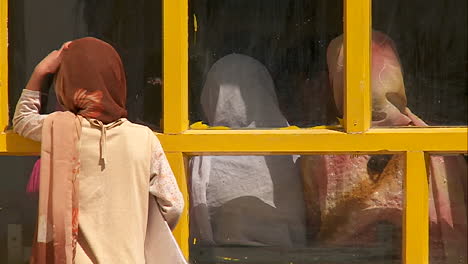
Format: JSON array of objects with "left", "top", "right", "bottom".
[
  {"left": 189, "top": 1, "right": 343, "bottom": 128},
  {"left": 8, "top": 0, "right": 162, "bottom": 131},
  {"left": 189, "top": 154, "right": 403, "bottom": 263},
  {"left": 429, "top": 154, "right": 467, "bottom": 264},
  {"left": 0, "top": 156, "right": 38, "bottom": 263},
  {"left": 372, "top": 1, "right": 467, "bottom": 126}
]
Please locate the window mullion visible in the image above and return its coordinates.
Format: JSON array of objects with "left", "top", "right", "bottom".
[
  {"left": 344, "top": 0, "right": 371, "bottom": 133},
  {"left": 166, "top": 152, "right": 190, "bottom": 258},
  {"left": 163, "top": 0, "right": 189, "bottom": 134},
  {"left": 0, "top": 0, "right": 8, "bottom": 132},
  {"left": 404, "top": 151, "right": 429, "bottom": 264}
]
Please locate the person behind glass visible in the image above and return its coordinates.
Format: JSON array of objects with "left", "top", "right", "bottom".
[
  {"left": 190, "top": 54, "right": 307, "bottom": 248},
  {"left": 13, "top": 37, "right": 184, "bottom": 263},
  {"left": 300, "top": 30, "right": 467, "bottom": 264}
]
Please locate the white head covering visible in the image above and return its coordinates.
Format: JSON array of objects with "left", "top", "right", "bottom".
[
  {"left": 190, "top": 54, "right": 306, "bottom": 247},
  {"left": 200, "top": 53, "right": 288, "bottom": 128}
]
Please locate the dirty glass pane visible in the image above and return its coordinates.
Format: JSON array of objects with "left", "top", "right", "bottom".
[
  {"left": 8, "top": 0, "right": 162, "bottom": 131},
  {"left": 428, "top": 154, "right": 467, "bottom": 264},
  {"left": 189, "top": 0, "right": 343, "bottom": 128},
  {"left": 189, "top": 154, "right": 403, "bottom": 263},
  {"left": 0, "top": 156, "right": 38, "bottom": 263},
  {"left": 372, "top": 0, "right": 467, "bottom": 126}
]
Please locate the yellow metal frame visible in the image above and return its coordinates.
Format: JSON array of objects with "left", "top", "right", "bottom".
[
  {"left": 163, "top": 0, "right": 188, "bottom": 134},
  {"left": 0, "top": 0, "right": 8, "bottom": 132},
  {"left": 0, "top": 0, "right": 467, "bottom": 262},
  {"left": 2, "top": 128, "right": 467, "bottom": 155},
  {"left": 404, "top": 151, "right": 429, "bottom": 264},
  {"left": 166, "top": 152, "right": 190, "bottom": 256},
  {"left": 344, "top": 0, "right": 371, "bottom": 133}
]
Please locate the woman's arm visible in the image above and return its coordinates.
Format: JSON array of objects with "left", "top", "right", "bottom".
[
  {"left": 12, "top": 42, "right": 71, "bottom": 141},
  {"left": 149, "top": 134, "right": 185, "bottom": 229},
  {"left": 13, "top": 88, "right": 46, "bottom": 142}
]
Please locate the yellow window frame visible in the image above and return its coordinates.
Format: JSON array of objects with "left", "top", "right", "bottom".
[{"left": 0, "top": 0, "right": 467, "bottom": 263}]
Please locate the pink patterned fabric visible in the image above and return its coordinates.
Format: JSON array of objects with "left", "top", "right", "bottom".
[
  {"left": 27, "top": 159, "right": 41, "bottom": 193},
  {"left": 31, "top": 112, "right": 81, "bottom": 264}
]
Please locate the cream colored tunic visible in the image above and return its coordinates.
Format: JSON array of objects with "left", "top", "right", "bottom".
[{"left": 14, "top": 89, "right": 184, "bottom": 264}]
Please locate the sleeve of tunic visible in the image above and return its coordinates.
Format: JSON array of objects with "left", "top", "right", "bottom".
[
  {"left": 12, "top": 89, "right": 47, "bottom": 142},
  {"left": 149, "top": 134, "right": 185, "bottom": 228}
]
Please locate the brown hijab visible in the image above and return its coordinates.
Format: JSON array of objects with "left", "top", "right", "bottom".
[
  {"left": 55, "top": 37, "right": 127, "bottom": 123},
  {"left": 31, "top": 37, "right": 127, "bottom": 264}
]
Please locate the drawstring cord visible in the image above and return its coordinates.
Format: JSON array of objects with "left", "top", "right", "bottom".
[{"left": 88, "top": 118, "right": 124, "bottom": 165}]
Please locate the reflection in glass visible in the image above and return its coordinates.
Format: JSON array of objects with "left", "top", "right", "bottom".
[
  {"left": 189, "top": 154, "right": 403, "bottom": 263},
  {"left": 199, "top": 54, "right": 290, "bottom": 128},
  {"left": 0, "top": 156, "right": 38, "bottom": 263},
  {"left": 429, "top": 155, "right": 467, "bottom": 264},
  {"left": 372, "top": 0, "right": 467, "bottom": 126},
  {"left": 8, "top": 0, "right": 162, "bottom": 131},
  {"left": 189, "top": 0, "right": 343, "bottom": 128},
  {"left": 328, "top": 32, "right": 417, "bottom": 127}
]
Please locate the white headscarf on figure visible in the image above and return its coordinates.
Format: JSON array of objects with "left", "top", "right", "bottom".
[
  {"left": 190, "top": 54, "right": 307, "bottom": 247},
  {"left": 200, "top": 54, "right": 288, "bottom": 128}
]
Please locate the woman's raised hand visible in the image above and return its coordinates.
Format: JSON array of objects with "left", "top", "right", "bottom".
[
  {"left": 35, "top": 41, "right": 72, "bottom": 75},
  {"left": 26, "top": 41, "right": 72, "bottom": 91}
]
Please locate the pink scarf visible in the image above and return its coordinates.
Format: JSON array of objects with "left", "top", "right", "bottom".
[{"left": 31, "top": 112, "right": 81, "bottom": 264}]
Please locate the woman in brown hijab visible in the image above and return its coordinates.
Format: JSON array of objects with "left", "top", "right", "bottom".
[{"left": 13, "top": 37, "right": 185, "bottom": 263}]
